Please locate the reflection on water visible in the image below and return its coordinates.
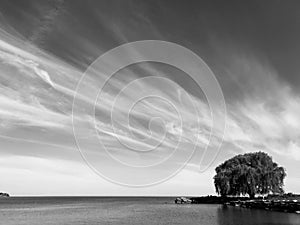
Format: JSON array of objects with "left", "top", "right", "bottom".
[
  {"left": 0, "top": 197, "right": 299, "bottom": 225},
  {"left": 217, "top": 205, "right": 300, "bottom": 225}
]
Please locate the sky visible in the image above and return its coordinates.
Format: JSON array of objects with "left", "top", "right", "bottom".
[{"left": 0, "top": 0, "right": 300, "bottom": 196}]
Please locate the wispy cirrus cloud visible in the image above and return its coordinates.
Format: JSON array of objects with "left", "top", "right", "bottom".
[
  {"left": 214, "top": 43, "right": 300, "bottom": 163},
  {"left": 0, "top": 28, "right": 214, "bottom": 166}
]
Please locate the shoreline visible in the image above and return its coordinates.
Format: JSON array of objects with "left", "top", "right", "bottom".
[
  {"left": 177, "top": 194, "right": 300, "bottom": 214},
  {"left": 225, "top": 199, "right": 300, "bottom": 214}
]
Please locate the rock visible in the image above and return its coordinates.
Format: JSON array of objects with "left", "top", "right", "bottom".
[{"left": 0, "top": 192, "right": 10, "bottom": 197}]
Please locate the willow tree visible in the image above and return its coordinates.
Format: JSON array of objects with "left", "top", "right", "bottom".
[{"left": 213, "top": 152, "right": 286, "bottom": 199}]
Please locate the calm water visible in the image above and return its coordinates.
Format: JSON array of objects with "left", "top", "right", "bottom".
[{"left": 0, "top": 197, "right": 299, "bottom": 225}]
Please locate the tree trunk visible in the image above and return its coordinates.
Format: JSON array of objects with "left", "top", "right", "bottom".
[{"left": 249, "top": 193, "right": 255, "bottom": 199}]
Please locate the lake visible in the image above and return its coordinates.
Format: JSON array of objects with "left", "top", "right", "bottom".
[{"left": 0, "top": 197, "right": 299, "bottom": 225}]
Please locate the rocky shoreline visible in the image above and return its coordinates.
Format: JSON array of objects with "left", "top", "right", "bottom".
[
  {"left": 189, "top": 195, "right": 250, "bottom": 204},
  {"left": 177, "top": 194, "right": 300, "bottom": 214},
  {"left": 226, "top": 199, "right": 300, "bottom": 213}
]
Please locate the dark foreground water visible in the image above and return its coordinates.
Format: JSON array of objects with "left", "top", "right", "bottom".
[{"left": 0, "top": 197, "right": 299, "bottom": 225}]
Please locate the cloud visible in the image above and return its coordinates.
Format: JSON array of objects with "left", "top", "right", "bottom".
[
  {"left": 0, "top": 28, "right": 216, "bottom": 171},
  {"left": 28, "top": 0, "right": 66, "bottom": 47},
  {"left": 2, "top": 21, "right": 299, "bottom": 172},
  {"left": 214, "top": 46, "right": 300, "bottom": 161},
  {"left": 33, "top": 65, "right": 54, "bottom": 86},
  {"left": 0, "top": 95, "right": 68, "bottom": 128}
]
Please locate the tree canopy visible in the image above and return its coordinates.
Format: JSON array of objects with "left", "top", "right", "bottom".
[{"left": 213, "top": 152, "right": 286, "bottom": 198}]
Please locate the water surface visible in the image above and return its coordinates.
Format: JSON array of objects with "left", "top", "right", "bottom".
[{"left": 0, "top": 197, "right": 299, "bottom": 225}]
